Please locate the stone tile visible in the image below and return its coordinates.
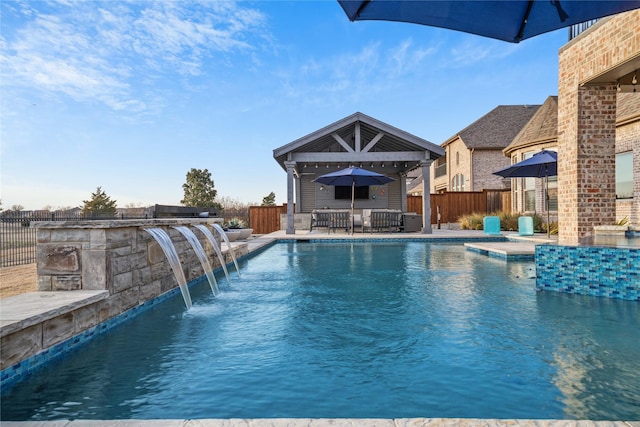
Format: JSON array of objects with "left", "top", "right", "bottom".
[
  {"left": 42, "top": 311, "right": 74, "bottom": 347},
  {"left": 0, "top": 323, "right": 42, "bottom": 370},
  {"left": 37, "top": 243, "right": 82, "bottom": 274}
]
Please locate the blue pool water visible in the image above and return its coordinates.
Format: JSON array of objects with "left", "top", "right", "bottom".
[{"left": 2, "top": 242, "right": 639, "bottom": 421}]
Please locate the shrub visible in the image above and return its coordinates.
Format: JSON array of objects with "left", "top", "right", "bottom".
[
  {"left": 496, "top": 211, "right": 519, "bottom": 231},
  {"left": 458, "top": 212, "right": 484, "bottom": 230},
  {"left": 616, "top": 216, "right": 629, "bottom": 226},
  {"left": 542, "top": 221, "right": 559, "bottom": 235},
  {"left": 458, "top": 211, "right": 547, "bottom": 232},
  {"left": 225, "top": 218, "right": 246, "bottom": 229}
]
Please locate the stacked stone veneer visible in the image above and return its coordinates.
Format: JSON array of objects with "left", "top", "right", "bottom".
[
  {"left": 1, "top": 219, "right": 248, "bottom": 372},
  {"left": 558, "top": 10, "right": 640, "bottom": 243}
]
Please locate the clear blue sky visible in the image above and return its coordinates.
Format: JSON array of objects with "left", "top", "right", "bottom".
[{"left": 1, "top": 1, "right": 566, "bottom": 210}]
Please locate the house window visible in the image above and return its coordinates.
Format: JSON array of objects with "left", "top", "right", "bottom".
[
  {"left": 546, "top": 176, "right": 558, "bottom": 211},
  {"left": 512, "top": 155, "right": 519, "bottom": 211},
  {"left": 434, "top": 156, "right": 447, "bottom": 178},
  {"left": 335, "top": 186, "right": 369, "bottom": 200},
  {"left": 452, "top": 173, "right": 466, "bottom": 192},
  {"left": 616, "top": 151, "right": 633, "bottom": 199},
  {"left": 545, "top": 149, "right": 558, "bottom": 211},
  {"left": 456, "top": 152, "right": 460, "bottom": 166},
  {"left": 523, "top": 152, "right": 535, "bottom": 211}
]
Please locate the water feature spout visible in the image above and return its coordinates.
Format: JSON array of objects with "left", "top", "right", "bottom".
[
  {"left": 173, "top": 226, "right": 220, "bottom": 296},
  {"left": 144, "top": 228, "right": 193, "bottom": 310},
  {"left": 212, "top": 223, "right": 240, "bottom": 276},
  {"left": 193, "top": 224, "right": 231, "bottom": 283}
]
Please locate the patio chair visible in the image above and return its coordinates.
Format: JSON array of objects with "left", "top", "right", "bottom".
[
  {"left": 370, "top": 211, "right": 390, "bottom": 232},
  {"left": 362, "top": 209, "right": 372, "bottom": 233},
  {"left": 389, "top": 211, "right": 403, "bottom": 232},
  {"left": 329, "top": 211, "right": 350, "bottom": 233},
  {"left": 310, "top": 211, "right": 330, "bottom": 232},
  {"left": 483, "top": 216, "right": 501, "bottom": 235},
  {"left": 518, "top": 216, "right": 534, "bottom": 236},
  {"left": 352, "top": 214, "right": 363, "bottom": 233}
]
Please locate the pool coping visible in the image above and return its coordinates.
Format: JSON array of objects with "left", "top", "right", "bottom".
[{"left": 1, "top": 418, "right": 639, "bottom": 426}]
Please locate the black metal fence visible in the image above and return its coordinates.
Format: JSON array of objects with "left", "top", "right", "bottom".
[
  {"left": 0, "top": 211, "right": 149, "bottom": 268},
  {"left": 569, "top": 19, "right": 599, "bottom": 40},
  {"left": 0, "top": 207, "right": 252, "bottom": 268}
]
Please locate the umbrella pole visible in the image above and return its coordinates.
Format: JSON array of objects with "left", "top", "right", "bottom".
[
  {"left": 546, "top": 170, "right": 550, "bottom": 239},
  {"left": 351, "top": 182, "right": 355, "bottom": 235}
]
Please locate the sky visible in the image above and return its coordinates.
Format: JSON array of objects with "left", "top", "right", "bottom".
[{"left": 0, "top": 0, "right": 568, "bottom": 210}]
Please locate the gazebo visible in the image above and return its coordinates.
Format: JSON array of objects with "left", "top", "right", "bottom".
[{"left": 273, "top": 112, "right": 444, "bottom": 234}]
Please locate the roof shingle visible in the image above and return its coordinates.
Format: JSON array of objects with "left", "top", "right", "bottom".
[{"left": 445, "top": 105, "right": 541, "bottom": 150}]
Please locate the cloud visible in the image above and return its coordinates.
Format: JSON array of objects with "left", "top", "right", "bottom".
[
  {"left": 448, "top": 38, "right": 520, "bottom": 67},
  {"left": 0, "top": 1, "right": 269, "bottom": 115},
  {"left": 389, "top": 38, "right": 438, "bottom": 77},
  {"left": 276, "top": 38, "right": 437, "bottom": 107}
]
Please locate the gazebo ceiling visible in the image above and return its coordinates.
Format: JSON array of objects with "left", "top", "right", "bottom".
[{"left": 273, "top": 112, "right": 444, "bottom": 175}]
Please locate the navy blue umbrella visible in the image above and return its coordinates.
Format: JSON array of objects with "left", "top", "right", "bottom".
[
  {"left": 494, "top": 150, "right": 558, "bottom": 236},
  {"left": 313, "top": 166, "right": 395, "bottom": 233},
  {"left": 337, "top": 1, "right": 640, "bottom": 43},
  {"left": 494, "top": 150, "right": 558, "bottom": 179},
  {"left": 313, "top": 166, "right": 395, "bottom": 187}
]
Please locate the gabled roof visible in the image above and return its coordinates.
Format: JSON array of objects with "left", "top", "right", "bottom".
[
  {"left": 504, "top": 94, "right": 640, "bottom": 155},
  {"left": 504, "top": 96, "right": 558, "bottom": 154},
  {"left": 442, "top": 105, "right": 541, "bottom": 150},
  {"left": 273, "top": 112, "right": 444, "bottom": 173}
]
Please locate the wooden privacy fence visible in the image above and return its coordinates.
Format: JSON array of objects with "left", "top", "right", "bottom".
[
  {"left": 250, "top": 191, "right": 510, "bottom": 234},
  {"left": 408, "top": 190, "right": 511, "bottom": 225},
  {"left": 249, "top": 205, "right": 288, "bottom": 234}
]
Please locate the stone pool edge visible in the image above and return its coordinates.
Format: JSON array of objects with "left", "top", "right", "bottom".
[{"left": 1, "top": 417, "right": 638, "bottom": 426}]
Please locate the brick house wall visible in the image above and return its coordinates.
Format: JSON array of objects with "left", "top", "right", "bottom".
[
  {"left": 430, "top": 137, "right": 470, "bottom": 192},
  {"left": 471, "top": 150, "right": 511, "bottom": 191},
  {"left": 447, "top": 138, "right": 472, "bottom": 190},
  {"left": 431, "top": 152, "right": 448, "bottom": 192},
  {"left": 558, "top": 10, "right": 640, "bottom": 243},
  {"left": 430, "top": 138, "right": 509, "bottom": 192},
  {"left": 616, "top": 114, "right": 640, "bottom": 224},
  {"left": 507, "top": 143, "right": 558, "bottom": 221}
]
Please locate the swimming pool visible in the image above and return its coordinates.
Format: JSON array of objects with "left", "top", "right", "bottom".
[{"left": 2, "top": 241, "right": 639, "bottom": 421}]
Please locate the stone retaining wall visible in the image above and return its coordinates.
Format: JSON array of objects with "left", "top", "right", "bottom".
[{"left": 1, "top": 219, "right": 248, "bottom": 372}]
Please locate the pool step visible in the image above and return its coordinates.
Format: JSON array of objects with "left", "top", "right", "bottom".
[{"left": 464, "top": 241, "right": 536, "bottom": 261}]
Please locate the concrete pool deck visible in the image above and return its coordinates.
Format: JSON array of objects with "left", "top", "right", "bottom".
[{"left": 6, "top": 230, "right": 638, "bottom": 426}]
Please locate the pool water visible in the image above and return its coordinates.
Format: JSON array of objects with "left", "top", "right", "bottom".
[{"left": 2, "top": 242, "right": 639, "bottom": 421}]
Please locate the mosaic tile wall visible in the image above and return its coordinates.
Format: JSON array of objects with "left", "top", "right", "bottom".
[{"left": 536, "top": 244, "right": 640, "bottom": 300}]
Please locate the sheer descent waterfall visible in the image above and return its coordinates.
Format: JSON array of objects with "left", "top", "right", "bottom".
[
  {"left": 173, "top": 226, "right": 220, "bottom": 297},
  {"left": 193, "top": 224, "right": 231, "bottom": 283},
  {"left": 144, "top": 228, "right": 192, "bottom": 309}
]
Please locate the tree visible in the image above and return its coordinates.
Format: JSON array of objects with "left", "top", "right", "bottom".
[
  {"left": 181, "top": 168, "right": 220, "bottom": 209},
  {"left": 261, "top": 192, "right": 276, "bottom": 206},
  {"left": 10, "top": 204, "right": 24, "bottom": 211},
  {"left": 82, "top": 187, "right": 117, "bottom": 217}
]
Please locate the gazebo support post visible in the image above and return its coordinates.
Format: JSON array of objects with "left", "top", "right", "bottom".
[
  {"left": 420, "top": 159, "right": 433, "bottom": 234},
  {"left": 285, "top": 161, "right": 296, "bottom": 235}
]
